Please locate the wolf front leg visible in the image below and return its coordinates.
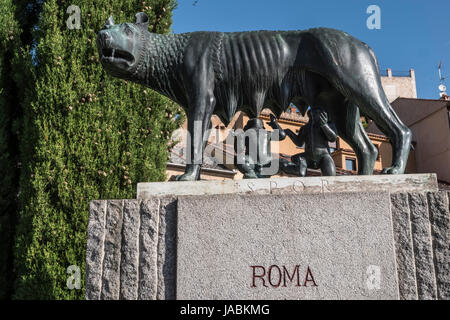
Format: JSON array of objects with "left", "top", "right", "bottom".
[
  {"left": 177, "top": 100, "right": 216, "bottom": 181},
  {"left": 176, "top": 70, "right": 216, "bottom": 181}
]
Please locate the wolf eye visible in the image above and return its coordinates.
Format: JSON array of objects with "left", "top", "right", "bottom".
[{"left": 123, "top": 24, "right": 134, "bottom": 36}]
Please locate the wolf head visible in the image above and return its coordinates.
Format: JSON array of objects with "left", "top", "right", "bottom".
[{"left": 97, "top": 12, "right": 149, "bottom": 79}]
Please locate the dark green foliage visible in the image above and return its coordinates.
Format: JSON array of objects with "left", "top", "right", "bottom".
[
  {"left": 11, "top": 0, "right": 183, "bottom": 299},
  {"left": 0, "top": 0, "right": 25, "bottom": 299}
]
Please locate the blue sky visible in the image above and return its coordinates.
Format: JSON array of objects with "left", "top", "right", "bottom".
[{"left": 172, "top": 0, "right": 450, "bottom": 100}]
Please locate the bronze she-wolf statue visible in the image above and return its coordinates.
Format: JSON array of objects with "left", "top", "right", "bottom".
[{"left": 97, "top": 12, "right": 411, "bottom": 180}]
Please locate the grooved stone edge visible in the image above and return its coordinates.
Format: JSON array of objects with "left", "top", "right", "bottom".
[
  {"left": 390, "top": 193, "right": 418, "bottom": 300},
  {"left": 101, "top": 200, "right": 123, "bottom": 299},
  {"left": 86, "top": 201, "right": 106, "bottom": 300},
  {"left": 427, "top": 192, "right": 450, "bottom": 300},
  {"left": 138, "top": 199, "right": 160, "bottom": 300},
  {"left": 408, "top": 193, "right": 437, "bottom": 299}
]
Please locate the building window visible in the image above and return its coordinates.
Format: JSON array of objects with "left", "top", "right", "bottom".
[
  {"left": 329, "top": 141, "right": 337, "bottom": 153},
  {"left": 345, "top": 158, "right": 356, "bottom": 171}
]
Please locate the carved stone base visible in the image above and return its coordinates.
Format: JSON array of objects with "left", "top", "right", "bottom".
[{"left": 85, "top": 174, "right": 449, "bottom": 300}]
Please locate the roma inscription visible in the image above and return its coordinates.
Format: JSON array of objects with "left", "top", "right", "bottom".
[{"left": 250, "top": 265, "right": 318, "bottom": 288}]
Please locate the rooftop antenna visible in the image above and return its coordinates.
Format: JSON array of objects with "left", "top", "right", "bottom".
[{"left": 438, "top": 61, "right": 448, "bottom": 98}]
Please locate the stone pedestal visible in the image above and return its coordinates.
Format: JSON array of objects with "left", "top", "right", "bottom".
[{"left": 85, "top": 174, "right": 450, "bottom": 300}]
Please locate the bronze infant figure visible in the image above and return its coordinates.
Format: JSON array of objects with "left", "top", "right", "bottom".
[
  {"left": 269, "top": 111, "right": 337, "bottom": 177},
  {"left": 234, "top": 118, "right": 281, "bottom": 179}
]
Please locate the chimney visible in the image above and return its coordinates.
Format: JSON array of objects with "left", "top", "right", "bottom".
[{"left": 387, "top": 68, "right": 392, "bottom": 78}]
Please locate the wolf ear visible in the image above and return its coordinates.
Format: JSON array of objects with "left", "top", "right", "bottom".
[{"left": 135, "top": 12, "right": 149, "bottom": 29}]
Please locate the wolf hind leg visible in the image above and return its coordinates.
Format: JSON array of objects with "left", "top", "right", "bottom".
[
  {"left": 330, "top": 69, "right": 411, "bottom": 174},
  {"left": 338, "top": 102, "right": 378, "bottom": 175},
  {"left": 350, "top": 89, "right": 410, "bottom": 174}
]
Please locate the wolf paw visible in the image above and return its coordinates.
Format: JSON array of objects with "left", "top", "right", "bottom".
[
  {"left": 175, "top": 172, "right": 198, "bottom": 181},
  {"left": 381, "top": 166, "right": 401, "bottom": 175}
]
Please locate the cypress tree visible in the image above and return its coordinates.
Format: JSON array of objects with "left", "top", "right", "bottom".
[
  {"left": 13, "top": 0, "right": 183, "bottom": 299},
  {"left": 0, "top": 0, "right": 22, "bottom": 299}
]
